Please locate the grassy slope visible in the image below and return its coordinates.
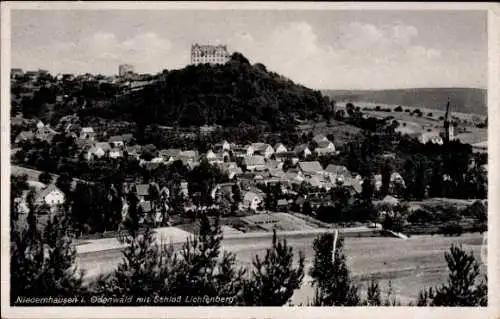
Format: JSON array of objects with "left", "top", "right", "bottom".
[{"left": 322, "top": 88, "right": 487, "bottom": 115}]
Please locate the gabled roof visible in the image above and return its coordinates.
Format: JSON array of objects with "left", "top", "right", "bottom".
[
  {"left": 294, "top": 144, "right": 310, "bottom": 153},
  {"left": 109, "top": 135, "right": 123, "bottom": 142},
  {"left": 325, "top": 164, "right": 349, "bottom": 175},
  {"left": 243, "top": 155, "right": 265, "bottom": 166},
  {"left": 313, "top": 134, "right": 328, "bottom": 143},
  {"left": 35, "top": 185, "right": 63, "bottom": 203},
  {"left": 16, "top": 131, "right": 34, "bottom": 140},
  {"left": 81, "top": 127, "right": 94, "bottom": 133},
  {"left": 135, "top": 184, "right": 150, "bottom": 196},
  {"left": 121, "top": 133, "right": 134, "bottom": 142},
  {"left": 95, "top": 142, "right": 111, "bottom": 151},
  {"left": 179, "top": 150, "right": 198, "bottom": 158},
  {"left": 277, "top": 199, "right": 288, "bottom": 206},
  {"left": 274, "top": 143, "right": 286, "bottom": 150},
  {"left": 251, "top": 143, "right": 272, "bottom": 152},
  {"left": 299, "top": 161, "right": 323, "bottom": 173},
  {"left": 160, "top": 148, "right": 181, "bottom": 158},
  {"left": 243, "top": 191, "right": 263, "bottom": 202},
  {"left": 317, "top": 140, "right": 334, "bottom": 149}
]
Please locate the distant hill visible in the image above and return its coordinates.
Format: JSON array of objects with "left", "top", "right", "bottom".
[
  {"left": 104, "top": 53, "right": 331, "bottom": 129},
  {"left": 322, "top": 88, "right": 487, "bottom": 115}
]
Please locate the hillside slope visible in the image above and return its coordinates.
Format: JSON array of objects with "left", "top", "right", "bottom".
[
  {"left": 107, "top": 53, "right": 331, "bottom": 129},
  {"left": 322, "top": 88, "right": 487, "bottom": 115}
]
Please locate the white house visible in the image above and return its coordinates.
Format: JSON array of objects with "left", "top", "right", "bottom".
[
  {"left": 109, "top": 148, "right": 123, "bottom": 159},
  {"left": 314, "top": 140, "right": 336, "bottom": 156},
  {"left": 274, "top": 143, "right": 288, "bottom": 154},
  {"left": 242, "top": 191, "right": 263, "bottom": 211},
  {"left": 294, "top": 144, "right": 312, "bottom": 159},
  {"left": 417, "top": 131, "right": 443, "bottom": 145},
  {"left": 80, "top": 127, "right": 96, "bottom": 141},
  {"left": 35, "top": 185, "right": 65, "bottom": 206},
  {"left": 251, "top": 143, "right": 274, "bottom": 159},
  {"left": 36, "top": 120, "right": 45, "bottom": 130}
]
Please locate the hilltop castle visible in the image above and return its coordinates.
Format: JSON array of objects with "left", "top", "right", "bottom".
[{"left": 190, "top": 44, "right": 230, "bottom": 65}]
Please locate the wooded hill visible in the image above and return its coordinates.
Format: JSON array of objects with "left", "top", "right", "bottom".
[{"left": 108, "top": 53, "right": 332, "bottom": 129}]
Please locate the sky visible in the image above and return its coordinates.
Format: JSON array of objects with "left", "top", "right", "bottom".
[{"left": 11, "top": 9, "right": 487, "bottom": 90}]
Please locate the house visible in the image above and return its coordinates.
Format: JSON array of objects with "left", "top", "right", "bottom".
[
  {"left": 80, "top": 127, "right": 96, "bottom": 141},
  {"left": 35, "top": 185, "right": 65, "bottom": 207},
  {"left": 178, "top": 150, "right": 198, "bottom": 162},
  {"left": 134, "top": 184, "right": 151, "bottom": 201},
  {"left": 416, "top": 131, "right": 444, "bottom": 145},
  {"left": 268, "top": 168, "right": 285, "bottom": 179},
  {"left": 242, "top": 191, "right": 263, "bottom": 211},
  {"left": 251, "top": 143, "right": 274, "bottom": 159},
  {"left": 159, "top": 148, "right": 182, "bottom": 162},
  {"left": 313, "top": 134, "right": 329, "bottom": 144},
  {"left": 36, "top": 126, "right": 58, "bottom": 143},
  {"left": 325, "top": 164, "right": 350, "bottom": 180},
  {"left": 244, "top": 145, "right": 255, "bottom": 156},
  {"left": 109, "top": 148, "right": 123, "bottom": 159},
  {"left": 215, "top": 140, "right": 231, "bottom": 151},
  {"left": 243, "top": 155, "right": 266, "bottom": 171},
  {"left": 298, "top": 161, "right": 324, "bottom": 177},
  {"left": 121, "top": 133, "right": 134, "bottom": 145},
  {"left": 15, "top": 131, "right": 34, "bottom": 144},
  {"left": 108, "top": 135, "right": 124, "bottom": 147},
  {"left": 294, "top": 144, "right": 312, "bottom": 159},
  {"left": 314, "top": 140, "right": 336, "bottom": 156},
  {"left": 180, "top": 182, "right": 189, "bottom": 197},
  {"left": 277, "top": 199, "right": 289, "bottom": 212},
  {"left": 125, "top": 145, "right": 142, "bottom": 160},
  {"left": 265, "top": 159, "right": 283, "bottom": 171},
  {"left": 283, "top": 170, "right": 305, "bottom": 184},
  {"left": 226, "top": 167, "right": 243, "bottom": 180},
  {"left": 206, "top": 150, "right": 217, "bottom": 160},
  {"left": 36, "top": 120, "right": 45, "bottom": 130},
  {"left": 342, "top": 177, "right": 363, "bottom": 194},
  {"left": 274, "top": 152, "right": 300, "bottom": 165},
  {"left": 274, "top": 143, "right": 288, "bottom": 154}
]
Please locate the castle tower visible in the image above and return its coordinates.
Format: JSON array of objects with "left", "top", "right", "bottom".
[{"left": 443, "top": 98, "right": 454, "bottom": 143}]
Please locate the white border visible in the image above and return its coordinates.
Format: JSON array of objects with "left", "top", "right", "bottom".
[{"left": 1, "top": 2, "right": 499, "bottom": 319}]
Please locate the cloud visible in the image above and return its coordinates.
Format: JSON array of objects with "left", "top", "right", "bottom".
[
  {"left": 17, "top": 31, "right": 182, "bottom": 75},
  {"left": 14, "top": 22, "right": 471, "bottom": 89},
  {"left": 227, "top": 21, "right": 443, "bottom": 89}
]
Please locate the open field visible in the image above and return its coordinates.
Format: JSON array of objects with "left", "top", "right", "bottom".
[
  {"left": 296, "top": 120, "right": 363, "bottom": 146},
  {"left": 76, "top": 231, "right": 485, "bottom": 305}
]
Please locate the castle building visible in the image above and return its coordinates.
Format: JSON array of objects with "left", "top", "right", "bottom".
[
  {"left": 191, "top": 44, "right": 230, "bottom": 65},
  {"left": 118, "top": 64, "right": 135, "bottom": 77}
]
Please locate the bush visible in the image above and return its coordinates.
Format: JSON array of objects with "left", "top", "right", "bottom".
[
  {"left": 440, "top": 222, "right": 463, "bottom": 236},
  {"left": 394, "top": 106, "right": 403, "bottom": 112}
]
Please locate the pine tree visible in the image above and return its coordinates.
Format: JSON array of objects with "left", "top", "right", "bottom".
[
  {"left": 417, "top": 244, "right": 487, "bottom": 306},
  {"left": 365, "top": 279, "right": 382, "bottom": 306},
  {"left": 11, "top": 206, "right": 84, "bottom": 304},
  {"left": 381, "top": 163, "right": 392, "bottom": 197},
  {"left": 309, "top": 233, "right": 360, "bottom": 306},
  {"left": 242, "top": 229, "right": 305, "bottom": 306}
]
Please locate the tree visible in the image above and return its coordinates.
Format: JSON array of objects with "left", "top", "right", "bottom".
[
  {"left": 39, "top": 171, "right": 53, "bottom": 184},
  {"left": 11, "top": 207, "right": 84, "bottom": 304},
  {"left": 242, "top": 229, "right": 305, "bottom": 306},
  {"left": 365, "top": 279, "right": 382, "bottom": 306},
  {"left": 361, "top": 175, "right": 375, "bottom": 202},
  {"left": 381, "top": 163, "right": 392, "bottom": 197},
  {"left": 309, "top": 233, "right": 360, "bottom": 306},
  {"left": 417, "top": 244, "right": 487, "bottom": 306}
]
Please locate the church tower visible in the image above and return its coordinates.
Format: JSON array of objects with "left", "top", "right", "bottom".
[{"left": 443, "top": 98, "right": 454, "bottom": 143}]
